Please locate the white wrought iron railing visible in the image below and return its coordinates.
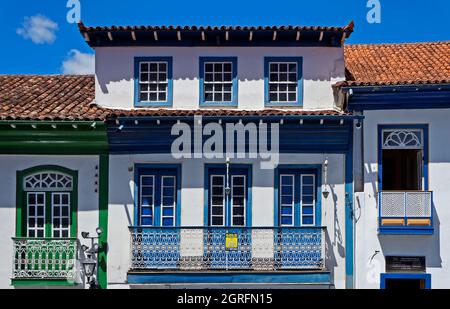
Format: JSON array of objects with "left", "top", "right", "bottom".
[
  {"left": 129, "top": 227, "right": 326, "bottom": 271},
  {"left": 379, "top": 191, "right": 432, "bottom": 224},
  {"left": 12, "top": 238, "right": 77, "bottom": 280}
]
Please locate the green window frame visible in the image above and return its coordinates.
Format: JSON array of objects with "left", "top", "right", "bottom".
[{"left": 16, "top": 165, "right": 78, "bottom": 238}]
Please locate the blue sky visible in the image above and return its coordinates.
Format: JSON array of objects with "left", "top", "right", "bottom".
[{"left": 0, "top": 0, "right": 448, "bottom": 75}]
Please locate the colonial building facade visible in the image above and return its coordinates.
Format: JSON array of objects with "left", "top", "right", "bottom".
[{"left": 0, "top": 22, "right": 448, "bottom": 289}]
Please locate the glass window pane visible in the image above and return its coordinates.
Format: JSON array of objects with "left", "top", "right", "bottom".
[
  {"left": 212, "top": 217, "right": 223, "bottom": 226},
  {"left": 281, "top": 216, "right": 292, "bottom": 225},
  {"left": 141, "top": 63, "right": 149, "bottom": 71},
  {"left": 281, "top": 206, "right": 293, "bottom": 215},
  {"left": 162, "top": 218, "right": 174, "bottom": 226},
  {"left": 149, "top": 63, "right": 158, "bottom": 71},
  {"left": 159, "top": 93, "right": 167, "bottom": 101},
  {"left": 224, "top": 63, "right": 232, "bottom": 72},
  {"left": 141, "top": 207, "right": 153, "bottom": 216},
  {"left": 233, "top": 217, "right": 244, "bottom": 226},
  {"left": 212, "top": 207, "right": 223, "bottom": 215},
  {"left": 142, "top": 218, "right": 153, "bottom": 226},
  {"left": 205, "top": 63, "right": 213, "bottom": 72},
  {"left": 302, "top": 206, "right": 314, "bottom": 215},
  {"left": 281, "top": 195, "right": 293, "bottom": 205},
  {"left": 302, "top": 216, "right": 314, "bottom": 225},
  {"left": 163, "top": 207, "right": 174, "bottom": 216},
  {"left": 302, "top": 186, "right": 314, "bottom": 195}
]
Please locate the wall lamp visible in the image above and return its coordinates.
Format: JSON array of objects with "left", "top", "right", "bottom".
[{"left": 81, "top": 227, "right": 103, "bottom": 289}]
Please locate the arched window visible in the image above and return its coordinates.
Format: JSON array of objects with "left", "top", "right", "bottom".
[{"left": 17, "top": 166, "right": 78, "bottom": 238}]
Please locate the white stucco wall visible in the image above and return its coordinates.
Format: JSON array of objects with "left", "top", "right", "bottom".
[
  {"left": 355, "top": 109, "right": 450, "bottom": 289},
  {"left": 0, "top": 155, "right": 100, "bottom": 289},
  {"left": 94, "top": 46, "right": 345, "bottom": 110},
  {"left": 107, "top": 153, "right": 348, "bottom": 289}
]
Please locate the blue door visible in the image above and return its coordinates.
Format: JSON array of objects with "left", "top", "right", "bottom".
[
  {"left": 135, "top": 166, "right": 180, "bottom": 269},
  {"left": 276, "top": 168, "right": 322, "bottom": 269},
  {"left": 204, "top": 165, "right": 252, "bottom": 269}
]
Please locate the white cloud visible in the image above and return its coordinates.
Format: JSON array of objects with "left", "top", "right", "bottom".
[
  {"left": 16, "top": 14, "right": 58, "bottom": 44},
  {"left": 62, "top": 49, "right": 95, "bottom": 75}
]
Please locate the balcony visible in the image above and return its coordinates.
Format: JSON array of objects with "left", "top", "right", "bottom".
[
  {"left": 129, "top": 227, "right": 325, "bottom": 272},
  {"left": 379, "top": 191, "right": 433, "bottom": 234},
  {"left": 12, "top": 238, "right": 77, "bottom": 285}
]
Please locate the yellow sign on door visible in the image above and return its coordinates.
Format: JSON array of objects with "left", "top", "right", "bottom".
[{"left": 225, "top": 233, "right": 238, "bottom": 250}]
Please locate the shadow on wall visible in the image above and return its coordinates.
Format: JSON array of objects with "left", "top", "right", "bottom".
[
  {"left": 96, "top": 50, "right": 345, "bottom": 95},
  {"left": 378, "top": 203, "right": 442, "bottom": 268}
]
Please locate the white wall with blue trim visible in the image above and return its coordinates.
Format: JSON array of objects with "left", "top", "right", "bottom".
[
  {"left": 106, "top": 153, "right": 348, "bottom": 288},
  {"left": 94, "top": 46, "right": 345, "bottom": 110},
  {"left": 355, "top": 108, "right": 450, "bottom": 289}
]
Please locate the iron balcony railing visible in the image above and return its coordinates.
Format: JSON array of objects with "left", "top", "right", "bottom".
[
  {"left": 12, "top": 238, "right": 77, "bottom": 280},
  {"left": 379, "top": 191, "right": 433, "bottom": 227},
  {"left": 129, "top": 227, "right": 326, "bottom": 271}
]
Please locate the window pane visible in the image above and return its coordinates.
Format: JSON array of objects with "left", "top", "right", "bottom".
[
  {"left": 212, "top": 217, "right": 223, "bottom": 226},
  {"left": 233, "top": 217, "right": 244, "bottom": 226},
  {"left": 281, "top": 216, "right": 292, "bottom": 225},
  {"left": 302, "top": 216, "right": 314, "bottom": 225}
]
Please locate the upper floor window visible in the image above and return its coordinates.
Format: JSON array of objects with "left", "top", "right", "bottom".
[
  {"left": 275, "top": 166, "right": 321, "bottom": 227},
  {"left": 135, "top": 165, "right": 180, "bottom": 227},
  {"left": 264, "top": 57, "right": 303, "bottom": 107},
  {"left": 16, "top": 166, "right": 78, "bottom": 238},
  {"left": 134, "top": 57, "right": 173, "bottom": 107},
  {"left": 380, "top": 127, "right": 426, "bottom": 191},
  {"left": 199, "top": 57, "right": 238, "bottom": 106}
]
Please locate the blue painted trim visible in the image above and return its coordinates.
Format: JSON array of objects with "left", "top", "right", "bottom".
[
  {"left": 380, "top": 273, "right": 431, "bottom": 289},
  {"left": 345, "top": 84, "right": 450, "bottom": 111},
  {"left": 204, "top": 164, "right": 252, "bottom": 227},
  {"left": 199, "top": 57, "right": 238, "bottom": 107},
  {"left": 134, "top": 164, "right": 181, "bottom": 226},
  {"left": 264, "top": 57, "right": 303, "bottom": 107},
  {"left": 379, "top": 227, "right": 434, "bottom": 235},
  {"left": 273, "top": 165, "right": 322, "bottom": 227},
  {"left": 377, "top": 124, "right": 429, "bottom": 192},
  {"left": 345, "top": 125, "right": 354, "bottom": 289},
  {"left": 134, "top": 57, "right": 173, "bottom": 107},
  {"left": 107, "top": 118, "right": 356, "bottom": 155},
  {"left": 377, "top": 124, "right": 432, "bottom": 234},
  {"left": 127, "top": 271, "right": 331, "bottom": 284}
]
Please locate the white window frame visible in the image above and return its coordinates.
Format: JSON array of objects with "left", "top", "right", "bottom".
[
  {"left": 280, "top": 174, "right": 295, "bottom": 227},
  {"left": 300, "top": 174, "right": 316, "bottom": 227},
  {"left": 161, "top": 176, "right": 176, "bottom": 227},
  {"left": 51, "top": 192, "right": 70, "bottom": 238},
  {"left": 26, "top": 192, "right": 46, "bottom": 238},
  {"left": 140, "top": 175, "right": 155, "bottom": 227},
  {"left": 268, "top": 62, "right": 298, "bottom": 103},
  {"left": 210, "top": 175, "right": 226, "bottom": 227},
  {"left": 231, "top": 175, "right": 246, "bottom": 227},
  {"left": 382, "top": 129, "right": 423, "bottom": 150},
  {"left": 203, "top": 61, "right": 234, "bottom": 103},
  {"left": 138, "top": 61, "right": 169, "bottom": 103}
]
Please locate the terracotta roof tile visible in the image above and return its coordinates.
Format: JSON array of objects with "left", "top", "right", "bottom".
[
  {"left": 343, "top": 41, "right": 450, "bottom": 86},
  {"left": 0, "top": 75, "right": 347, "bottom": 121},
  {"left": 0, "top": 75, "right": 108, "bottom": 121}
]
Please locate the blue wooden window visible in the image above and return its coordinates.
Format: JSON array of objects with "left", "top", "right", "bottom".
[
  {"left": 275, "top": 167, "right": 321, "bottom": 227},
  {"left": 205, "top": 165, "right": 251, "bottom": 227},
  {"left": 380, "top": 273, "right": 431, "bottom": 289},
  {"left": 199, "top": 57, "right": 238, "bottom": 106},
  {"left": 134, "top": 57, "right": 173, "bottom": 107},
  {"left": 264, "top": 57, "right": 303, "bottom": 107},
  {"left": 135, "top": 165, "right": 180, "bottom": 227},
  {"left": 377, "top": 124, "right": 433, "bottom": 235}
]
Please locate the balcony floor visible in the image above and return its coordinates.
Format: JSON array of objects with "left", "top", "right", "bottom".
[{"left": 127, "top": 270, "right": 332, "bottom": 287}]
